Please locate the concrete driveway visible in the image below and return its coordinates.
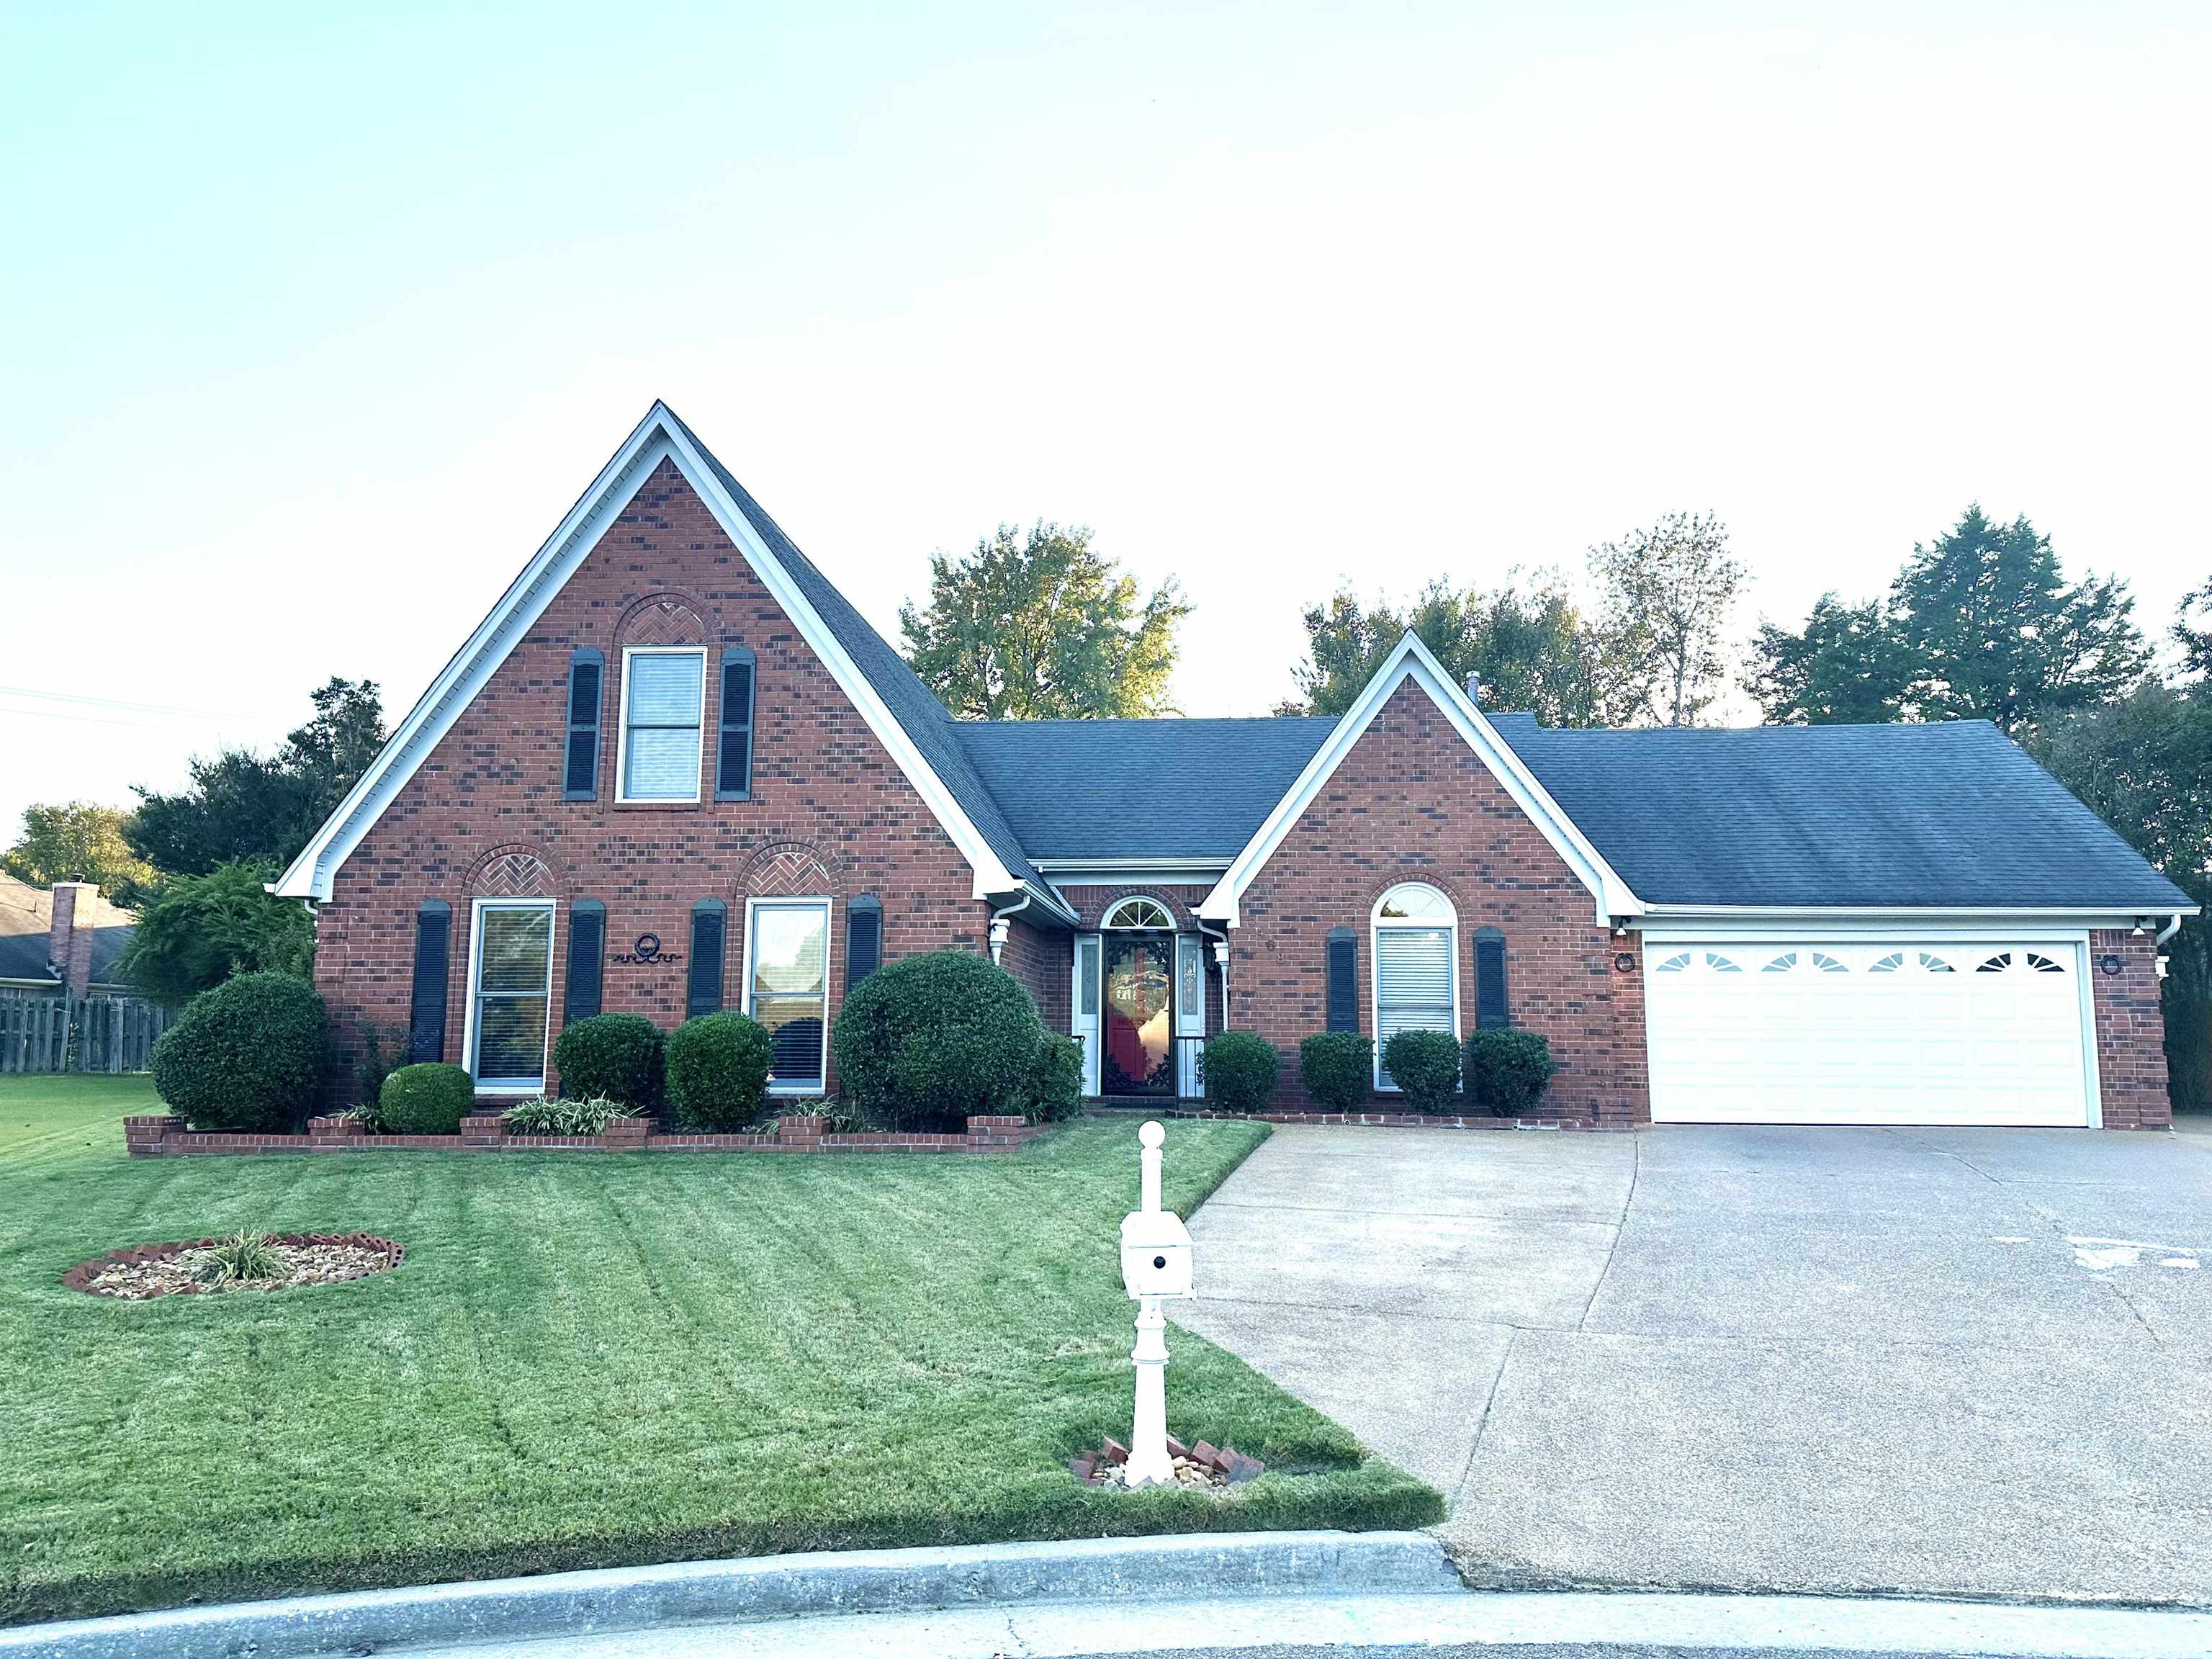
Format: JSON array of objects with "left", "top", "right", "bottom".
[{"left": 1172, "top": 1119, "right": 2212, "bottom": 1606}]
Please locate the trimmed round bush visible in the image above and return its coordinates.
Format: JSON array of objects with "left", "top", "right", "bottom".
[
  {"left": 665, "top": 1012, "right": 775, "bottom": 1130},
  {"left": 552, "top": 1012, "right": 665, "bottom": 1111},
  {"left": 1026, "top": 1032, "right": 1085, "bottom": 1123},
  {"left": 150, "top": 971, "right": 329, "bottom": 1132},
  {"left": 377, "top": 1063, "right": 476, "bottom": 1135},
  {"left": 833, "top": 950, "right": 1046, "bottom": 1131},
  {"left": 1382, "top": 1028, "right": 1462, "bottom": 1114},
  {"left": 1299, "top": 1030, "right": 1373, "bottom": 1112},
  {"left": 1466, "top": 1027, "right": 1560, "bottom": 1118},
  {"left": 1203, "top": 1031, "right": 1280, "bottom": 1112}
]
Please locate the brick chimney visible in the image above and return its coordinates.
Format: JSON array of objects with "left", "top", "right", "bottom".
[{"left": 48, "top": 883, "right": 99, "bottom": 998}]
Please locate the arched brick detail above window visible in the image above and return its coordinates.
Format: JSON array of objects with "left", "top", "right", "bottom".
[
  {"left": 466, "top": 847, "right": 554, "bottom": 897},
  {"left": 616, "top": 590, "right": 708, "bottom": 647},
  {"left": 739, "top": 842, "right": 835, "bottom": 897}
]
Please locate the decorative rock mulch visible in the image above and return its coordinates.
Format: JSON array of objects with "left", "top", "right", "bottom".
[
  {"left": 1071, "top": 1434, "right": 1264, "bottom": 1491},
  {"left": 63, "top": 1233, "right": 405, "bottom": 1300}
]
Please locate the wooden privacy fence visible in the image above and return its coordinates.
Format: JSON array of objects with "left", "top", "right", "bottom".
[{"left": 0, "top": 996, "right": 172, "bottom": 1074}]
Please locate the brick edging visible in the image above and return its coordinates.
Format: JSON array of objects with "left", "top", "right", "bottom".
[
  {"left": 1128, "top": 1107, "right": 1614, "bottom": 1131},
  {"left": 123, "top": 1112, "right": 1045, "bottom": 1158}
]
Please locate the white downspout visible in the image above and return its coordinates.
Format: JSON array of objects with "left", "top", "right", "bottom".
[
  {"left": 2157, "top": 912, "right": 2184, "bottom": 948},
  {"left": 1196, "top": 917, "right": 1231, "bottom": 1030},
  {"left": 988, "top": 892, "right": 1033, "bottom": 964}
]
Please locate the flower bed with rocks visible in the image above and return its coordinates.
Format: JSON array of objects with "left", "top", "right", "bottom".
[
  {"left": 122, "top": 1112, "right": 1045, "bottom": 1159},
  {"left": 63, "top": 1233, "right": 404, "bottom": 1300}
]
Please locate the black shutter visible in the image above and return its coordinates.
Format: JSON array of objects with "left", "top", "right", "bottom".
[
  {"left": 716, "top": 647, "right": 755, "bottom": 800},
  {"left": 688, "top": 899, "right": 726, "bottom": 1018},
  {"left": 565, "top": 899, "right": 605, "bottom": 1025},
  {"left": 564, "top": 649, "right": 604, "bottom": 799},
  {"left": 1475, "top": 931, "right": 1509, "bottom": 1028},
  {"left": 408, "top": 900, "right": 451, "bottom": 1062},
  {"left": 1325, "top": 927, "right": 1358, "bottom": 1032},
  {"left": 846, "top": 896, "right": 881, "bottom": 987}
]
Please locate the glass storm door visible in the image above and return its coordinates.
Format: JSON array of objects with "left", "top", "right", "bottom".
[{"left": 1102, "top": 935, "right": 1175, "bottom": 1095}]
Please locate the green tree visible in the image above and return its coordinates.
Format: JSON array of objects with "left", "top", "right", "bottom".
[
  {"left": 1889, "top": 505, "right": 2148, "bottom": 732},
  {"left": 1285, "top": 577, "right": 1622, "bottom": 724},
  {"left": 117, "top": 860, "right": 315, "bottom": 1006},
  {"left": 2024, "top": 681, "right": 2212, "bottom": 1111},
  {"left": 2175, "top": 574, "right": 2212, "bottom": 681},
  {"left": 900, "top": 523, "right": 1188, "bottom": 719},
  {"left": 1588, "top": 511, "right": 1746, "bottom": 727},
  {"left": 1743, "top": 593, "right": 1917, "bottom": 724},
  {"left": 2, "top": 802, "right": 156, "bottom": 904},
  {"left": 127, "top": 678, "right": 386, "bottom": 875}
]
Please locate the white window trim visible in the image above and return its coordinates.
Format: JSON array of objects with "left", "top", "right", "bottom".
[
  {"left": 743, "top": 894, "right": 835, "bottom": 1096},
  {"left": 613, "top": 644, "right": 708, "bottom": 804},
  {"left": 462, "top": 896, "right": 559, "bottom": 1095},
  {"left": 1370, "top": 883, "right": 1461, "bottom": 1092},
  {"left": 1101, "top": 894, "right": 1177, "bottom": 930}
]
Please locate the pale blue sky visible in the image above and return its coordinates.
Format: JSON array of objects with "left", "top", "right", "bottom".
[{"left": 4, "top": 1, "right": 2208, "bottom": 845}]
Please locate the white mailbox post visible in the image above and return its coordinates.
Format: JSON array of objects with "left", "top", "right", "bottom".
[{"left": 1118, "top": 1120, "right": 1195, "bottom": 1488}]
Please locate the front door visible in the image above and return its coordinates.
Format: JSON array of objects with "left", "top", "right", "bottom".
[{"left": 1102, "top": 934, "right": 1175, "bottom": 1095}]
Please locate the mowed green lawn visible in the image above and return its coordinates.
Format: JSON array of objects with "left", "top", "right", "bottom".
[{"left": 0, "top": 1076, "right": 1437, "bottom": 1625}]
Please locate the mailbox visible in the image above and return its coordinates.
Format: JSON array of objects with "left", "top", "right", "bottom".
[{"left": 1120, "top": 1207, "right": 1195, "bottom": 1299}]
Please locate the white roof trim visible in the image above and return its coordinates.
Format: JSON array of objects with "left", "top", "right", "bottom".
[
  {"left": 1636, "top": 905, "right": 2197, "bottom": 926},
  {"left": 1197, "top": 632, "right": 1640, "bottom": 927},
  {"left": 275, "top": 403, "right": 1025, "bottom": 903}
]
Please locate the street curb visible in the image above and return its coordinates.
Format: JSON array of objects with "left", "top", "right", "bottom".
[{"left": 0, "top": 1529, "right": 1464, "bottom": 1659}]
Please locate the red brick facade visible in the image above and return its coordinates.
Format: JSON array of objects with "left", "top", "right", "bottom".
[
  {"left": 2090, "top": 929, "right": 2172, "bottom": 1130},
  {"left": 313, "top": 459, "right": 997, "bottom": 1102},
  {"left": 1231, "top": 681, "right": 1647, "bottom": 1126}
]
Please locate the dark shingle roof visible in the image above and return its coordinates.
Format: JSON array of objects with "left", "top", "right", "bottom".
[
  {"left": 963, "top": 712, "right": 2188, "bottom": 912},
  {"left": 955, "top": 719, "right": 1337, "bottom": 859},
  {"left": 665, "top": 410, "right": 1049, "bottom": 897},
  {"left": 0, "top": 878, "right": 137, "bottom": 983},
  {"left": 1503, "top": 719, "right": 2195, "bottom": 912}
]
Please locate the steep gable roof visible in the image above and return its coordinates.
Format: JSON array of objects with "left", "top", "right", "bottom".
[{"left": 275, "top": 405, "right": 1069, "bottom": 917}]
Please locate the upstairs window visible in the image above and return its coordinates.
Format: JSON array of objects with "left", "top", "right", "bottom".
[{"left": 617, "top": 647, "right": 706, "bottom": 803}]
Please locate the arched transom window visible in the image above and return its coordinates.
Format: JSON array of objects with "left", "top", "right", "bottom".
[
  {"left": 1101, "top": 896, "right": 1175, "bottom": 930},
  {"left": 1372, "top": 883, "right": 1458, "bottom": 1089}
]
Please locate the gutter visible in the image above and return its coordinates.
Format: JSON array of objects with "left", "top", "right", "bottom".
[
  {"left": 986, "top": 892, "right": 1032, "bottom": 964},
  {"left": 1195, "top": 917, "right": 1232, "bottom": 1030},
  {"left": 2158, "top": 912, "right": 2185, "bottom": 947}
]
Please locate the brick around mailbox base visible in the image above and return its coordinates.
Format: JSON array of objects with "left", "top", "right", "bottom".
[{"left": 122, "top": 1113, "right": 1044, "bottom": 1158}]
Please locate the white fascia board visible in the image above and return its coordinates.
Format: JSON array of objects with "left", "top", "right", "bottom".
[
  {"left": 1197, "top": 632, "right": 1640, "bottom": 928},
  {"left": 1634, "top": 906, "right": 2193, "bottom": 939},
  {"left": 277, "top": 403, "right": 1025, "bottom": 904},
  {"left": 1035, "top": 858, "right": 1232, "bottom": 888}
]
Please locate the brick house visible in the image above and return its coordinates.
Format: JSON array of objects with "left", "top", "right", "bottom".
[{"left": 277, "top": 404, "right": 2195, "bottom": 1129}]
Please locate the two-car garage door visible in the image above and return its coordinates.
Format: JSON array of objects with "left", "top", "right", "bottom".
[{"left": 1644, "top": 939, "right": 2095, "bottom": 1127}]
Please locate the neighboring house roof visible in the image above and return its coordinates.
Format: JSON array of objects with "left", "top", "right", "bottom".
[
  {"left": 0, "top": 876, "right": 136, "bottom": 983},
  {"left": 955, "top": 718, "right": 1336, "bottom": 860}
]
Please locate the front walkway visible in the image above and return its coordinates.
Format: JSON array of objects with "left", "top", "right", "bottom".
[{"left": 1171, "top": 1120, "right": 2212, "bottom": 1606}]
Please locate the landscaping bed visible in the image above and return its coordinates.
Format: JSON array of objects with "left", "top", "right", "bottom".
[
  {"left": 64, "top": 1233, "right": 404, "bottom": 1300},
  {"left": 122, "top": 1112, "right": 1043, "bottom": 1158},
  {"left": 0, "top": 1076, "right": 1439, "bottom": 1626}
]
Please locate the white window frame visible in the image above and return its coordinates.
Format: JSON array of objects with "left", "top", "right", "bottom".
[
  {"left": 462, "top": 896, "right": 559, "bottom": 1095},
  {"left": 1370, "top": 882, "right": 1460, "bottom": 1092},
  {"left": 743, "top": 894, "right": 835, "bottom": 1095},
  {"left": 614, "top": 644, "right": 708, "bottom": 804}
]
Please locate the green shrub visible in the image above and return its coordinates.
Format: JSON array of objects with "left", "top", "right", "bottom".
[
  {"left": 352, "top": 1019, "right": 400, "bottom": 1107},
  {"left": 120, "top": 859, "right": 315, "bottom": 1007},
  {"left": 377, "top": 1063, "right": 476, "bottom": 1135},
  {"left": 1382, "top": 1029, "right": 1462, "bottom": 1113},
  {"left": 1025, "top": 1033, "right": 1085, "bottom": 1123},
  {"left": 832, "top": 950, "right": 1046, "bottom": 1131},
  {"left": 665, "top": 1012, "right": 775, "bottom": 1130},
  {"left": 1203, "top": 1031, "right": 1280, "bottom": 1112},
  {"left": 1466, "top": 1027, "right": 1560, "bottom": 1117},
  {"left": 501, "top": 1095, "right": 627, "bottom": 1136},
  {"left": 1298, "top": 1030, "right": 1373, "bottom": 1112},
  {"left": 552, "top": 1012, "right": 665, "bottom": 1111},
  {"left": 150, "top": 971, "right": 329, "bottom": 1132}
]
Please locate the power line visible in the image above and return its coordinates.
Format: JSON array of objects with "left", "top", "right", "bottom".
[{"left": 0, "top": 683, "right": 260, "bottom": 721}]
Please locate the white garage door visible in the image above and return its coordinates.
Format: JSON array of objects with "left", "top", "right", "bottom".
[{"left": 1645, "top": 940, "right": 2093, "bottom": 1126}]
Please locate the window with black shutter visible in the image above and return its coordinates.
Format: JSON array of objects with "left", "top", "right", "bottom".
[
  {"left": 1325, "top": 927, "right": 1358, "bottom": 1032},
  {"left": 688, "top": 899, "right": 727, "bottom": 1018},
  {"left": 565, "top": 899, "right": 605, "bottom": 1025},
  {"left": 845, "top": 894, "right": 881, "bottom": 987},
  {"left": 564, "top": 648, "right": 605, "bottom": 799},
  {"left": 408, "top": 900, "right": 452, "bottom": 1062},
  {"left": 1474, "top": 929, "right": 1509, "bottom": 1028},
  {"left": 715, "top": 647, "right": 755, "bottom": 801}
]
